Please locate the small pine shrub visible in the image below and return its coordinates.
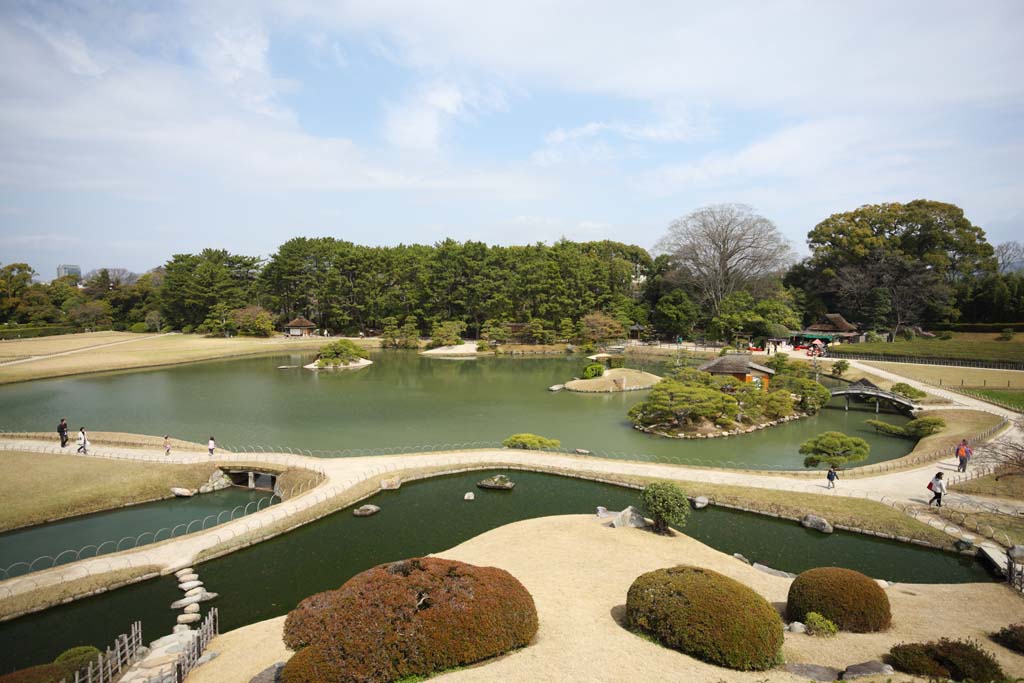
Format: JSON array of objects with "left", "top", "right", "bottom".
[
  {"left": 890, "top": 382, "right": 926, "bottom": 399},
  {"left": 626, "top": 565, "right": 783, "bottom": 670},
  {"left": 938, "top": 330, "right": 954, "bottom": 340},
  {"left": 640, "top": 482, "right": 690, "bottom": 534},
  {"left": 502, "top": 433, "right": 560, "bottom": 450},
  {"left": 281, "top": 558, "right": 537, "bottom": 683},
  {"left": 787, "top": 567, "right": 891, "bottom": 632},
  {"left": 129, "top": 322, "right": 149, "bottom": 333},
  {"left": 998, "top": 327, "right": 1014, "bottom": 341},
  {"left": 53, "top": 646, "right": 100, "bottom": 672},
  {"left": 181, "top": 325, "right": 194, "bottom": 334},
  {"left": 889, "top": 638, "right": 1006, "bottom": 683},
  {"left": 992, "top": 622, "right": 1024, "bottom": 654},
  {"left": 804, "top": 612, "right": 838, "bottom": 638},
  {"left": 582, "top": 363, "right": 605, "bottom": 379},
  {"left": 476, "top": 340, "right": 490, "bottom": 352},
  {"left": 903, "top": 416, "right": 946, "bottom": 438}
]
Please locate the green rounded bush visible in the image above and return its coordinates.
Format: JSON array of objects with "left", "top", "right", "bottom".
[
  {"left": 787, "top": 567, "right": 891, "bottom": 633},
  {"left": 890, "top": 638, "right": 1006, "bottom": 682},
  {"left": 890, "top": 382, "right": 926, "bottom": 399},
  {"left": 626, "top": 565, "right": 783, "bottom": 671},
  {"left": 502, "top": 433, "right": 560, "bottom": 450},
  {"left": 129, "top": 322, "right": 149, "bottom": 333},
  {"left": 53, "top": 646, "right": 100, "bottom": 671},
  {"left": 0, "top": 663, "right": 66, "bottom": 683},
  {"left": 582, "top": 363, "right": 605, "bottom": 379},
  {"left": 281, "top": 557, "right": 538, "bottom": 683},
  {"left": 804, "top": 612, "right": 838, "bottom": 638}
]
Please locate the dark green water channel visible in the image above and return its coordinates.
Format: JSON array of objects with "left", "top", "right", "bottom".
[
  {"left": 0, "top": 470, "right": 993, "bottom": 672},
  {"left": 0, "top": 351, "right": 911, "bottom": 469},
  {"left": 0, "top": 488, "right": 274, "bottom": 578}
]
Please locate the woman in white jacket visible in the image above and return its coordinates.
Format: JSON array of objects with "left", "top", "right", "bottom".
[
  {"left": 76, "top": 427, "right": 89, "bottom": 455},
  {"left": 927, "top": 472, "right": 946, "bottom": 507}
]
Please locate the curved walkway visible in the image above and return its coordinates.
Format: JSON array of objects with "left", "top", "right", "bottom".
[{"left": 0, "top": 359, "right": 1020, "bottom": 611}]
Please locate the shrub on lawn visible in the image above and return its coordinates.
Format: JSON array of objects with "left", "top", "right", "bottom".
[
  {"left": 787, "top": 567, "right": 890, "bottom": 632},
  {"left": 890, "top": 382, "right": 927, "bottom": 399},
  {"left": 626, "top": 565, "right": 783, "bottom": 670},
  {"left": 502, "top": 433, "right": 560, "bottom": 450},
  {"left": 52, "top": 646, "right": 100, "bottom": 672},
  {"left": 582, "top": 363, "right": 605, "bottom": 379},
  {"left": 129, "top": 322, "right": 149, "bottom": 333},
  {"left": 991, "top": 622, "right": 1024, "bottom": 654},
  {"left": 640, "top": 482, "right": 690, "bottom": 533},
  {"left": 0, "top": 646, "right": 101, "bottom": 683},
  {"left": 804, "top": 612, "right": 838, "bottom": 638},
  {"left": 281, "top": 558, "right": 537, "bottom": 683},
  {"left": 903, "top": 416, "right": 946, "bottom": 438},
  {"left": 316, "top": 339, "right": 368, "bottom": 367},
  {"left": 889, "top": 638, "right": 1006, "bottom": 683},
  {"left": 999, "top": 327, "right": 1014, "bottom": 341}
]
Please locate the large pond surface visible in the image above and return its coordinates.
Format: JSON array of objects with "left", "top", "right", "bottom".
[
  {"left": 0, "top": 351, "right": 912, "bottom": 469},
  {"left": 0, "top": 471, "right": 993, "bottom": 672},
  {"left": 0, "top": 488, "right": 275, "bottom": 578}
]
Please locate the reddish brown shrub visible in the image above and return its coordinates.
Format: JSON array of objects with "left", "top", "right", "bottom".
[
  {"left": 0, "top": 663, "right": 66, "bottom": 683},
  {"left": 787, "top": 567, "right": 891, "bottom": 633},
  {"left": 281, "top": 557, "right": 538, "bottom": 683}
]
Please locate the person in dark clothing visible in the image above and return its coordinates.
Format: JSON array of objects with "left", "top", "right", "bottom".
[
  {"left": 826, "top": 465, "right": 839, "bottom": 489},
  {"left": 58, "top": 418, "right": 69, "bottom": 448}
]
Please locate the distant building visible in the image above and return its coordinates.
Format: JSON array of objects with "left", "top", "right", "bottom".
[
  {"left": 697, "top": 353, "right": 775, "bottom": 390},
  {"left": 56, "top": 264, "right": 81, "bottom": 280},
  {"left": 794, "top": 313, "right": 861, "bottom": 343},
  {"left": 285, "top": 316, "right": 317, "bottom": 337}
]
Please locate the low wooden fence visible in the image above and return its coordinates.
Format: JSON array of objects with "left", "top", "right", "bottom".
[
  {"left": 64, "top": 621, "right": 143, "bottom": 683},
  {"left": 824, "top": 350, "right": 1024, "bottom": 371},
  {"left": 173, "top": 608, "right": 219, "bottom": 683}
]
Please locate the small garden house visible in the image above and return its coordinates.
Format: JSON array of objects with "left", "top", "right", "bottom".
[
  {"left": 285, "top": 316, "right": 316, "bottom": 337},
  {"left": 697, "top": 353, "right": 775, "bottom": 390},
  {"left": 794, "top": 313, "right": 860, "bottom": 344}
]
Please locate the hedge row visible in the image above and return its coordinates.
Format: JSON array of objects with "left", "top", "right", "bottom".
[{"left": 0, "top": 326, "right": 77, "bottom": 340}]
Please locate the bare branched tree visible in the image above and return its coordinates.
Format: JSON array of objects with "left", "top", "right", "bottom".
[
  {"left": 994, "top": 240, "right": 1024, "bottom": 274},
  {"left": 990, "top": 419, "right": 1024, "bottom": 480},
  {"left": 655, "top": 204, "right": 794, "bottom": 315}
]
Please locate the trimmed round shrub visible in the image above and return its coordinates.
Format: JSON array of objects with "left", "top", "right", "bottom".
[
  {"left": 992, "top": 622, "right": 1024, "bottom": 654},
  {"left": 582, "top": 363, "right": 605, "bottom": 379},
  {"left": 787, "top": 567, "right": 891, "bottom": 633},
  {"left": 626, "top": 565, "right": 783, "bottom": 670},
  {"left": 804, "top": 612, "right": 838, "bottom": 638},
  {"left": 0, "top": 663, "right": 66, "bottom": 683},
  {"left": 53, "top": 646, "right": 100, "bottom": 672},
  {"left": 281, "top": 557, "right": 538, "bottom": 683},
  {"left": 129, "top": 322, "right": 149, "bottom": 333},
  {"left": 502, "top": 433, "right": 560, "bottom": 450},
  {"left": 889, "top": 638, "right": 1006, "bottom": 683}
]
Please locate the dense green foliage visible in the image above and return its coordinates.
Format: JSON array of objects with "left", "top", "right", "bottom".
[
  {"left": 0, "top": 646, "right": 100, "bottom": 683},
  {"left": 771, "top": 375, "right": 832, "bottom": 414},
  {"left": 281, "top": 558, "right": 537, "bottom": 683},
  {"left": 640, "top": 482, "right": 690, "bottom": 533},
  {"left": 804, "top": 612, "right": 838, "bottom": 637},
  {"left": 502, "top": 433, "right": 561, "bottom": 450},
  {"left": 426, "top": 320, "right": 467, "bottom": 348},
  {"left": 316, "top": 339, "right": 369, "bottom": 367},
  {"left": 626, "top": 566, "right": 784, "bottom": 670},
  {"left": 787, "top": 567, "right": 891, "bottom": 632},
  {"left": 991, "top": 623, "right": 1024, "bottom": 654},
  {"left": 865, "top": 416, "right": 945, "bottom": 440},
  {"left": 581, "top": 363, "right": 605, "bottom": 379},
  {"left": 799, "top": 431, "right": 870, "bottom": 468},
  {"left": 889, "top": 639, "right": 1006, "bottom": 682},
  {"left": 890, "top": 382, "right": 927, "bottom": 399},
  {"left": 830, "top": 359, "right": 849, "bottom": 376}
]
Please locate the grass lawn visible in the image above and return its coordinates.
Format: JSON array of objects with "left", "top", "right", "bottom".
[
  {"left": 953, "top": 470, "right": 1024, "bottom": 499},
  {"left": 830, "top": 332, "right": 1024, "bottom": 363},
  {"left": 908, "top": 409, "right": 1005, "bottom": 456},
  {"left": 862, "top": 361, "right": 1024, "bottom": 390},
  {"left": 963, "top": 388, "right": 1024, "bottom": 411},
  {"left": 0, "top": 331, "right": 129, "bottom": 363},
  {"left": 0, "top": 452, "right": 218, "bottom": 531},
  {"left": 0, "top": 332, "right": 368, "bottom": 385}
]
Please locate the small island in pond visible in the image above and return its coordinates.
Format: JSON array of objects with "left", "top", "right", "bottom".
[
  {"left": 305, "top": 339, "right": 374, "bottom": 371},
  {"left": 566, "top": 367, "right": 662, "bottom": 393}
]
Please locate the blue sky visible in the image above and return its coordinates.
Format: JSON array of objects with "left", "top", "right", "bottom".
[{"left": 1, "top": 1, "right": 1022, "bottom": 279}]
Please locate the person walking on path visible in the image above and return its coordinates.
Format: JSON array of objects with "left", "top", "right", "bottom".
[
  {"left": 208, "top": 436, "right": 216, "bottom": 457},
  {"left": 826, "top": 465, "right": 839, "bottom": 489},
  {"left": 57, "top": 418, "right": 68, "bottom": 448},
  {"left": 927, "top": 472, "right": 946, "bottom": 507},
  {"left": 164, "top": 435, "right": 171, "bottom": 457},
  {"left": 76, "top": 427, "right": 88, "bottom": 455},
  {"left": 955, "top": 439, "right": 973, "bottom": 473}
]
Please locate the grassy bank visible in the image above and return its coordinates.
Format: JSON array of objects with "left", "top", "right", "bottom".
[
  {"left": 963, "top": 388, "right": 1024, "bottom": 411},
  {"left": 953, "top": 471, "right": 1024, "bottom": 499},
  {"left": 0, "top": 452, "right": 217, "bottom": 531},
  {"left": 0, "top": 565, "right": 161, "bottom": 622},
  {"left": 830, "top": 332, "right": 1024, "bottom": 364},
  {"left": 908, "top": 409, "right": 1004, "bottom": 456},
  {"left": 0, "top": 333, "right": 374, "bottom": 385},
  {"left": 862, "top": 361, "right": 1024, "bottom": 390},
  {"left": 0, "top": 331, "right": 130, "bottom": 363}
]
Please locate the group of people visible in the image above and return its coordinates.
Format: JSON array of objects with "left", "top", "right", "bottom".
[
  {"left": 56, "top": 418, "right": 89, "bottom": 454},
  {"left": 58, "top": 418, "right": 217, "bottom": 457},
  {"left": 823, "top": 438, "right": 974, "bottom": 509}
]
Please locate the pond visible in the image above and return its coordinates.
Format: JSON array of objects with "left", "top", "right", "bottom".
[
  {"left": 0, "top": 351, "right": 913, "bottom": 470},
  {"left": 0, "top": 470, "right": 993, "bottom": 672},
  {"left": 0, "top": 488, "right": 276, "bottom": 578}
]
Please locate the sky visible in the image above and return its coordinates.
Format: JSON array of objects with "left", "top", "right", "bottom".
[{"left": 1, "top": 1, "right": 1022, "bottom": 280}]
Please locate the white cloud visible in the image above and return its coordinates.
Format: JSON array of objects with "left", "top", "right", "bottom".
[{"left": 384, "top": 81, "right": 506, "bottom": 153}]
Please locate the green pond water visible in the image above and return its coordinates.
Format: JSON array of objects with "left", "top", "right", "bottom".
[
  {"left": 0, "top": 351, "right": 912, "bottom": 469},
  {"left": 0, "top": 470, "right": 994, "bottom": 672},
  {"left": 0, "top": 488, "right": 275, "bottom": 578}
]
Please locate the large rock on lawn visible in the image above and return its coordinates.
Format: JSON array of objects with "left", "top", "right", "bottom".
[{"left": 610, "top": 506, "right": 647, "bottom": 529}]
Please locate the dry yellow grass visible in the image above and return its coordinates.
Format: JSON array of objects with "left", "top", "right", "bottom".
[
  {"left": 909, "top": 409, "right": 1004, "bottom": 456},
  {"left": 0, "top": 451, "right": 218, "bottom": 531},
  {"left": 0, "top": 333, "right": 372, "bottom": 384},
  {"left": 953, "top": 470, "right": 1024, "bottom": 499},
  {"left": 565, "top": 367, "right": 662, "bottom": 392},
  {"left": 864, "top": 361, "right": 1024, "bottom": 389},
  {"left": 0, "top": 331, "right": 129, "bottom": 362}
]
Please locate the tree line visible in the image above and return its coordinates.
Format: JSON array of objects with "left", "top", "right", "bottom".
[{"left": 1, "top": 199, "right": 1020, "bottom": 340}]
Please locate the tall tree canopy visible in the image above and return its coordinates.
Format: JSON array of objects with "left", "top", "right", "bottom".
[{"left": 655, "top": 204, "right": 795, "bottom": 316}]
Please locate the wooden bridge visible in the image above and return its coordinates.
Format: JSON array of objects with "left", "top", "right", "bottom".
[{"left": 829, "top": 385, "right": 919, "bottom": 412}]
